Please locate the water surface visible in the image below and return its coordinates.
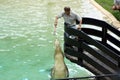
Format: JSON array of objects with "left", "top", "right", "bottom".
[{"left": 0, "top": 0, "right": 106, "bottom": 80}]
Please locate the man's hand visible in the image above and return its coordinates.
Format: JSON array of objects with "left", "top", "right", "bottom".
[
  {"left": 53, "top": 16, "right": 58, "bottom": 35},
  {"left": 54, "top": 16, "right": 58, "bottom": 27},
  {"left": 53, "top": 22, "right": 57, "bottom": 35},
  {"left": 76, "top": 25, "right": 81, "bottom": 30}
]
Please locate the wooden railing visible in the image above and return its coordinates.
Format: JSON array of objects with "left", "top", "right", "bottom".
[{"left": 63, "top": 17, "right": 120, "bottom": 80}]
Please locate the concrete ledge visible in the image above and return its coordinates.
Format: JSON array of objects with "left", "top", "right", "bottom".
[{"left": 89, "top": 0, "right": 120, "bottom": 30}]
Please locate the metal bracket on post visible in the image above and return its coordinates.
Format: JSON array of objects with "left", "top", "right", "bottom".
[
  {"left": 118, "top": 62, "right": 120, "bottom": 79},
  {"left": 77, "top": 39, "right": 84, "bottom": 66},
  {"left": 102, "top": 26, "right": 107, "bottom": 45}
]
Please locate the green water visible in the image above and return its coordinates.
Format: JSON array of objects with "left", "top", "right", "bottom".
[{"left": 0, "top": 0, "right": 93, "bottom": 80}]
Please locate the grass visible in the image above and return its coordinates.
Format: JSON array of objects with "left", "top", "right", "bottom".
[{"left": 95, "top": 0, "right": 120, "bottom": 21}]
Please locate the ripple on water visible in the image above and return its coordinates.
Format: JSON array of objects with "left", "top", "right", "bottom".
[
  {"left": 48, "top": 40, "right": 53, "bottom": 43},
  {"left": 0, "top": 34, "right": 8, "bottom": 39},
  {"left": 39, "top": 69, "right": 46, "bottom": 72},
  {"left": 38, "top": 44, "right": 46, "bottom": 47},
  {"left": 22, "top": 78, "right": 29, "bottom": 80},
  {"left": 38, "top": 37, "right": 47, "bottom": 41},
  {"left": 0, "top": 66, "right": 3, "bottom": 69},
  {"left": 0, "top": 49, "right": 10, "bottom": 52},
  {"left": 38, "top": 30, "right": 47, "bottom": 33}
]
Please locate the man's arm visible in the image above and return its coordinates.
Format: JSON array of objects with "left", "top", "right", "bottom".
[
  {"left": 54, "top": 12, "right": 63, "bottom": 28},
  {"left": 54, "top": 16, "right": 58, "bottom": 28},
  {"left": 77, "top": 19, "right": 82, "bottom": 30},
  {"left": 75, "top": 13, "right": 82, "bottom": 30}
]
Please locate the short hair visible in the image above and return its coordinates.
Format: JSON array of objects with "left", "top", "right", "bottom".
[{"left": 64, "top": 7, "right": 70, "bottom": 11}]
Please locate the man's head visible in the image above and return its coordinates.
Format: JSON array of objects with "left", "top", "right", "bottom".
[{"left": 64, "top": 7, "right": 70, "bottom": 15}]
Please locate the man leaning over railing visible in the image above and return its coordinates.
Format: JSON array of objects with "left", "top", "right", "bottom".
[{"left": 54, "top": 6, "right": 82, "bottom": 35}]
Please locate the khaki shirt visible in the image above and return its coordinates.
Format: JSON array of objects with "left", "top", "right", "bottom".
[{"left": 57, "top": 11, "right": 81, "bottom": 26}]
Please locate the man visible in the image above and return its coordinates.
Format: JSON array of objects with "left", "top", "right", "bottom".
[{"left": 54, "top": 6, "right": 82, "bottom": 34}]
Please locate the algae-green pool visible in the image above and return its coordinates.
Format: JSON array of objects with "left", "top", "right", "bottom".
[{"left": 0, "top": 0, "right": 93, "bottom": 80}]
